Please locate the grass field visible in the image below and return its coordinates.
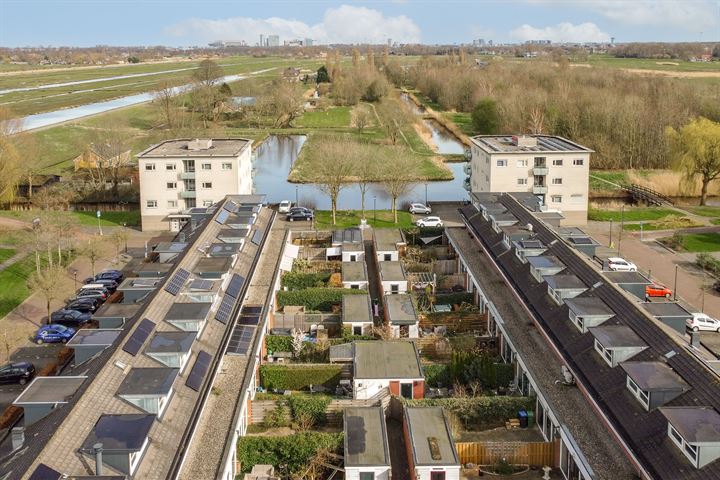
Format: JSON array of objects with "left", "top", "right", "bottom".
[
  {"left": 0, "top": 249, "right": 16, "bottom": 264},
  {"left": 0, "top": 254, "right": 35, "bottom": 318},
  {"left": 676, "top": 233, "right": 720, "bottom": 252},
  {"left": 315, "top": 210, "right": 413, "bottom": 229},
  {"left": 0, "top": 210, "right": 140, "bottom": 227},
  {"left": 588, "top": 207, "right": 677, "bottom": 222},
  {"left": 296, "top": 107, "right": 351, "bottom": 128},
  {"left": 442, "top": 112, "right": 474, "bottom": 136},
  {"left": 684, "top": 206, "right": 720, "bottom": 217},
  {"left": 579, "top": 54, "right": 720, "bottom": 72}
]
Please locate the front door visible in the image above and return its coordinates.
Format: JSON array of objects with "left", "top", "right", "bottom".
[
  {"left": 430, "top": 472, "right": 446, "bottom": 480},
  {"left": 400, "top": 382, "right": 413, "bottom": 399}
]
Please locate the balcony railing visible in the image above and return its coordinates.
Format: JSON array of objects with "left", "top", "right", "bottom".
[
  {"left": 180, "top": 171, "right": 196, "bottom": 180},
  {"left": 533, "top": 167, "right": 548, "bottom": 176},
  {"left": 179, "top": 190, "right": 197, "bottom": 198},
  {"left": 532, "top": 185, "right": 548, "bottom": 194},
  {"left": 463, "top": 163, "right": 471, "bottom": 175}
]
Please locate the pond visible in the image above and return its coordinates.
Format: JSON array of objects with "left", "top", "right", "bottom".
[
  {"left": 399, "top": 93, "right": 465, "bottom": 155},
  {"left": 252, "top": 135, "right": 468, "bottom": 210}
]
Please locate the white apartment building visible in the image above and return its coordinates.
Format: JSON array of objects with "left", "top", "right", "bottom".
[
  {"left": 467, "top": 135, "right": 592, "bottom": 224},
  {"left": 137, "top": 138, "right": 253, "bottom": 231}
]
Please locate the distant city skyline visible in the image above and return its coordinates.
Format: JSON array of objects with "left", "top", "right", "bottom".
[{"left": 0, "top": 1, "right": 717, "bottom": 47}]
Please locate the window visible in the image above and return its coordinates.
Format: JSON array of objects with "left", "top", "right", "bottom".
[
  {"left": 430, "top": 472, "right": 446, "bottom": 480},
  {"left": 166, "top": 182, "right": 177, "bottom": 189},
  {"left": 165, "top": 163, "right": 177, "bottom": 171},
  {"left": 146, "top": 200, "right": 157, "bottom": 208},
  {"left": 517, "top": 159, "right": 528, "bottom": 168},
  {"left": 183, "top": 159, "right": 195, "bottom": 172},
  {"left": 201, "top": 182, "right": 213, "bottom": 189},
  {"left": 202, "top": 200, "right": 213, "bottom": 207},
  {"left": 552, "top": 178, "right": 563, "bottom": 185},
  {"left": 145, "top": 163, "right": 156, "bottom": 171},
  {"left": 391, "top": 284, "right": 400, "bottom": 293},
  {"left": 167, "top": 200, "right": 177, "bottom": 208},
  {"left": 353, "top": 325, "right": 363, "bottom": 336},
  {"left": 222, "top": 162, "right": 233, "bottom": 170},
  {"left": 594, "top": 339, "right": 613, "bottom": 366},
  {"left": 496, "top": 159, "right": 507, "bottom": 167},
  {"left": 626, "top": 376, "right": 650, "bottom": 410},
  {"left": 552, "top": 159, "right": 563, "bottom": 166},
  {"left": 351, "top": 284, "right": 359, "bottom": 290},
  {"left": 359, "top": 473, "right": 375, "bottom": 480},
  {"left": 384, "top": 254, "right": 392, "bottom": 261},
  {"left": 551, "top": 195, "right": 562, "bottom": 203},
  {"left": 669, "top": 425, "right": 683, "bottom": 445},
  {"left": 201, "top": 163, "right": 212, "bottom": 170},
  {"left": 185, "top": 198, "right": 196, "bottom": 208},
  {"left": 573, "top": 159, "right": 584, "bottom": 166},
  {"left": 517, "top": 178, "right": 528, "bottom": 185}
]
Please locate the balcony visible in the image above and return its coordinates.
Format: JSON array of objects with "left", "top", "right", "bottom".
[
  {"left": 179, "top": 190, "right": 196, "bottom": 199},
  {"left": 532, "top": 185, "right": 548, "bottom": 194},
  {"left": 533, "top": 167, "right": 548, "bottom": 176},
  {"left": 463, "top": 176, "right": 471, "bottom": 192},
  {"left": 463, "top": 163, "right": 471, "bottom": 175},
  {"left": 180, "top": 171, "right": 196, "bottom": 180}
]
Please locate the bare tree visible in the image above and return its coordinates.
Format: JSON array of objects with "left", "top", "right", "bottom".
[
  {"left": 372, "top": 322, "right": 395, "bottom": 341},
  {"left": 353, "top": 146, "right": 379, "bottom": 219},
  {"left": 111, "top": 228, "right": 130, "bottom": 257},
  {"left": 261, "top": 80, "right": 304, "bottom": 128},
  {"left": 82, "top": 127, "right": 133, "bottom": 197},
  {"left": 0, "top": 107, "right": 22, "bottom": 204},
  {"left": 380, "top": 152, "right": 417, "bottom": 223},
  {"left": 152, "top": 80, "right": 179, "bottom": 129},
  {"left": 301, "top": 137, "right": 355, "bottom": 225},
  {"left": 28, "top": 265, "right": 65, "bottom": 324},
  {"left": 192, "top": 59, "right": 224, "bottom": 87},
  {"left": 353, "top": 105, "right": 372, "bottom": 132},
  {"left": 80, "top": 237, "right": 105, "bottom": 277}
]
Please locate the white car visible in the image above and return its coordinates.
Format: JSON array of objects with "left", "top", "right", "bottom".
[
  {"left": 409, "top": 203, "right": 432, "bottom": 214},
  {"left": 686, "top": 313, "right": 720, "bottom": 333},
  {"left": 607, "top": 257, "right": 637, "bottom": 272},
  {"left": 278, "top": 200, "right": 292, "bottom": 213},
  {"left": 416, "top": 216, "right": 443, "bottom": 228}
]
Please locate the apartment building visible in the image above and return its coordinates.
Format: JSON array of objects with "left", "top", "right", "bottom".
[
  {"left": 467, "top": 135, "right": 592, "bottom": 224},
  {"left": 137, "top": 138, "right": 253, "bottom": 231}
]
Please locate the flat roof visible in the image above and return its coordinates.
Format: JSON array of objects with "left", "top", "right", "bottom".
[
  {"left": 330, "top": 343, "right": 353, "bottom": 362},
  {"left": 604, "top": 271, "right": 651, "bottom": 284},
  {"left": 471, "top": 134, "right": 592, "bottom": 154},
  {"left": 379, "top": 261, "right": 406, "bottom": 282},
  {"left": 136, "top": 138, "right": 250, "bottom": 158},
  {"left": 164, "top": 302, "right": 212, "bottom": 321},
  {"left": 343, "top": 295, "right": 372, "bottom": 324},
  {"left": 195, "top": 257, "right": 233, "bottom": 274},
  {"left": 564, "top": 297, "right": 615, "bottom": 317},
  {"left": 353, "top": 341, "right": 422, "bottom": 379},
  {"left": 660, "top": 407, "right": 720, "bottom": 443},
  {"left": 344, "top": 407, "right": 391, "bottom": 467},
  {"left": 517, "top": 239, "right": 545, "bottom": 249},
  {"left": 568, "top": 236, "right": 600, "bottom": 247},
  {"left": 342, "top": 261, "right": 368, "bottom": 283},
  {"left": 117, "top": 367, "right": 180, "bottom": 396},
  {"left": 527, "top": 255, "right": 565, "bottom": 270},
  {"left": 642, "top": 302, "right": 692, "bottom": 318},
  {"left": 333, "top": 228, "right": 362, "bottom": 244},
  {"left": 146, "top": 331, "right": 195, "bottom": 354},
  {"left": 589, "top": 325, "right": 647, "bottom": 349},
  {"left": 620, "top": 362, "right": 690, "bottom": 391},
  {"left": 81, "top": 414, "right": 156, "bottom": 453},
  {"left": 118, "top": 277, "right": 162, "bottom": 290},
  {"left": 470, "top": 192, "right": 501, "bottom": 205},
  {"left": 208, "top": 243, "right": 240, "bottom": 257},
  {"left": 93, "top": 302, "right": 142, "bottom": 319},
  {"left": 342, "top": 241, "right": 364, "bottom": 252},
  {"left": 135, "top": 263, "right": 173, "bottom": 275},
  {"left": 544, "top": 274, "right": 586, "bottom": 290},
  {"left": 384, "top": 294, "right": 417, "bottom": 325},
  {"left": 405, "top": 407, "right": 459, "bottom": 466},
  {"left": 154, "top": 242, "right": 187, "bottom": 253},
  {"left": 14, "top": 376, "right": 86, "bottom": 405},
  {"left": 374, "top": 229, "right": 404, "bottom": 252},
  {"left": 489, "top": 212, "right": 518, "bottom": 223},
  {"left": 67, "top": 329, "right": 122, "bottom": 347}
]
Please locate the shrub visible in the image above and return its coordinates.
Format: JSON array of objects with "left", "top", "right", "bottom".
[
  {"left": 277, "top": 288, "right": 367, "bottom": 311},
  {"left": 471, "top": 98, "right": 500, "bottom": 134},
  {"left": 423, "top": 364, "right": 451, "bottom": 387},
  {"left": 236, "top": 432, "right": 343, "bottom": 474},
  {"left": 435, "top": 292, "right": 473, "bottom": 306},
  {"left": 264, "top": 402, "right": 291, "bottom": 428},
  {"left": 266, "top": 335, "right": 294, "bottom": 353},
  {"left": 287, "top": 394, "right": 332, "bottom": 426},
  {"left": 281, "top": 271, "right": 331, "bottom": 290},
  {"left": 260, "top": 364, "right": 343, "bottom": 391},
  {"left": 697, "top": 252, "right": 720, "bottom": 276},
  {"left": 403, "top": 396, "right": 535, "bottom": 429}
]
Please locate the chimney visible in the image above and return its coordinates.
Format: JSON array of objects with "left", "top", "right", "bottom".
[
  {"left": 11, "top": 427, "right": 24, "bottom": 451},
  {"left": 94, "top": 443, "right": 104, "bottom": 475},
  {"left": 188, "top": 139, "right": 213, "bottom": 151},
  {"left": 512, "top": 135, "right": 537, "bottom": 148}
]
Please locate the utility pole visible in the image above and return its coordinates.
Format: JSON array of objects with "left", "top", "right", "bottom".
[{"left": 673, "top": 265, "right": 679, "bottom": 301}]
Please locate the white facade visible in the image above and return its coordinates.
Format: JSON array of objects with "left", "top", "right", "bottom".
[
  {"left": 353, "top": 378, "right": 421, "bottom": 400},
  {"left": 415, "top": 466, "right": 461, "bottom": 480},
  {"left": 468, "top": 135, "right": 591, "bottom": 224},
  {"left": 345, "top": 466, "right": 390, "bottom": 480},
  {"left": 137, "top": 138, "right": 253, "bottom": 231}
]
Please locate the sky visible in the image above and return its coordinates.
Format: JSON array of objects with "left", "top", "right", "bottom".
[{"left": 0, "top": 0, "right": 717, "bottom": 47}]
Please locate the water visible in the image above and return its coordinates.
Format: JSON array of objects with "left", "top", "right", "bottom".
[
  {"left": 423, "top": 118, "right": 465, "bottom": 155},
  {"left": 252, "top": 135, "right": 467, "bottom": 210},
  {"left": 16, "top": 68, "right": 276, "bottom": 132}
]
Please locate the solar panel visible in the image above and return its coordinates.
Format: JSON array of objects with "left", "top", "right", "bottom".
[
  {"left": 189, "top": 279, "right": 214, "bottom": 291},
  {"left": 242, "top": 305, "right": 263, "bottom": 315},
  {"left": 122, "top": 318, "right": 156, "bottom": 356},
  {"left": 251, "top": 227, "right": 264, "bottom": 246},
  {"left": 227, "top": 325, "right": 255, "bottom": 355},
  {"left": 215, "top": 209, "right": 230, "bottom": 225},
  {"left": 226, "top": 274, "right": 245, "bottom": 299},
  {"left": 215, "top": 294, "right": 236, "bottom": 324},
  {"left": 238, "top": 314, "right": 260, "bottom": 326},
  {"left": 164, "top": 268, "right": 190, "bottom": 296},
  {"left": 186, "top": 350, "right": 212, "bottom": 392}
]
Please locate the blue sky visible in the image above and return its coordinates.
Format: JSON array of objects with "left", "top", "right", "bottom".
[{"left": 0, "top": 1, "right": 717, "bottom": 47}]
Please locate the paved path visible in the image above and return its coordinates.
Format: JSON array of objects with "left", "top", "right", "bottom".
[{"left": 0, "top": 252, "right": 27, "bottom": 273}]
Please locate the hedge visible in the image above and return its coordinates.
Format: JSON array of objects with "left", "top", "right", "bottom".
[
  {"left": 277, "top": 287, "right": 367, "bottom": 311},
  {"left": 423, "top": 364, "right": 452, "bottom": 388},
  {"left": 281, "top": 271, "right": 331, "bottom": 290},
  {"left": 287, "top": 394, "right": 332, "bottom": 426},
  {"left": 266, "top": 335, "right": 294, "bottom": 353},
  {"left": 435, "top": 292, "right": 474, "bottom": 305},
  {"left": 403, "top": 396, "right": 535, "bottom": 429},
  {"left": 260, "top": 364, "right": 343, "bottom": 391},
  {"left": 237, "top": 432, "right": 343, "bottom": 474}
]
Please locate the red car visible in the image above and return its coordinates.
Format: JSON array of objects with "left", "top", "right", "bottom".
[{"left": 645, "top": 284, "right": 672, "bottom": 298}]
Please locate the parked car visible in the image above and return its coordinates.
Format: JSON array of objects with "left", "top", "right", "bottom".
[
  {"left": 287, "top": 209, "right": 314, "bottom": 222},
  {"left": 34, "top": 324, "right": 76, "bottom": 344},
  {"left": 686, "top": 313, "right": 720, "bottom": 333},
  {"left": 278, "top": 200, "right": 292, "bottom": 213},
  {"left": 82, "top": 278, "right": 118, "bottom": 292},
  {"left": 69, "top": 290, "right": 107, "bottom": 304},
  {"left": 50, "top": 308, "right": 92, "bottom": 326},
  {"left": 96, "top": 270, "right": 124, "bottom": 282},
  {"left": 645, "top": 284, "right": 673, "bottom": 299},
  {"left": 0, "top": 362, "right": 36, "bottom": 385},
  {"left": 416, "top": 216, "right": 444, "bottom": 228},
  {"left": 65, "top": 298, "right": 99, "bottom": 313},
  {"left": 607, "top": 257, "right": 637, "bottom": 272},
  {"left": 409, "top": 203, "right": 432, "bottom": 214},
  {"left": 288, "top": 206, "right": 312, "bottom": 214}
]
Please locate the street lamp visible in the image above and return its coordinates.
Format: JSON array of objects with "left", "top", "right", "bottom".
[
  {"left": 295, "top": 186, "right": 299, "bottom": 206},
  {"left": 123, "top": 222, "right": 128, "bottom": 253},
  {"left": 373, "top": 196, "right": 377, "bottom": 225},
  {"left": 424, "top": 182, "right": 428, "bottom": 205},
  {"left": 69, "top": 268, "right": 78, "bottom": 289},
  {"left": 673, "top": 265, "right": 679, "bottom": 301}
]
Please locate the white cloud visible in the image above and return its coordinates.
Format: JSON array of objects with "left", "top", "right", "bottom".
[
  {"left": 510, "top": 22, "right": 610, "bottom": 43},
  {"left": 163, "top": 5, "right": 421, "bottom": 45}
]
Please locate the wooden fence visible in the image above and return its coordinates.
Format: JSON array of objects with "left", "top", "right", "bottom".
[{"left": 455, "top": 441, "right": 556, "bottom": 467}]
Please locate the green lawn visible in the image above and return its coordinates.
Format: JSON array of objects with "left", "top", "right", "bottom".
[
  {"left": 0, "top": 249, "right": 16, "bottom": 264},
  {"left": 442, "top": 112, "right": 474, "bottom": 136},
  {"left": 678, "top": 233, "right": 720, "bottom": 252},
  {"left": 588, "top": 207, "right": 677, "bottom": 222},
  {"left": 582, "top": 54, "right": 720, "bottom": 72},
  {"left": 684, "top": 206, "right": 720, "bottom": 217},
  {"left": 711, "top": 218, "right": 720, "bottom": 226},
  {"left": 623, "top": 222, "right": 700, "bottom": 232},
  {"left": 315, "top": 210, "right": 414, "bottom": 229},
  {"left": 589, "top": 171, "right": 628, "bottom": 191},
  {"left": 296, "top": 107, "right": 351, "bottom": 128},
  {"left": 0, "top": 254, "right": 35, "bottom": 318},
  {"left": 0, "top": 210, "right": 140, "bottom": 227}
]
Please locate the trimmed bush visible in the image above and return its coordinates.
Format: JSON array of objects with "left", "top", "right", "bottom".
[
  {"left": 423, "top": 364, "right": 451, "bottom": 387},
  {"left": 281, "top": 272, "right": 331, "bottom": 290},
  {"left": 260, "top": 364, "right": 343, "bottom": 391},
  {"left": 435, "top": 292, "right": 474, "bottom": 305},
  {"left": 266, "top": 335, "right": 294, "bottom": 353},
  {"left": 403, "top": 396, "right": 535, "bottom": 429},
  {"left": 236, "top": 432, "right": 343, "bottom": 474},
  {"left": 287, "top": 394, "right": 332, "bottom": 426},
  {"left": 277, "top": 287, "right": 367, "bottom": 311}
]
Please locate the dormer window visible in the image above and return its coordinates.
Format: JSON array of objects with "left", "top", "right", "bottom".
[{"left": 660, "top": 407, "right": 720, "bottom": 468}]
